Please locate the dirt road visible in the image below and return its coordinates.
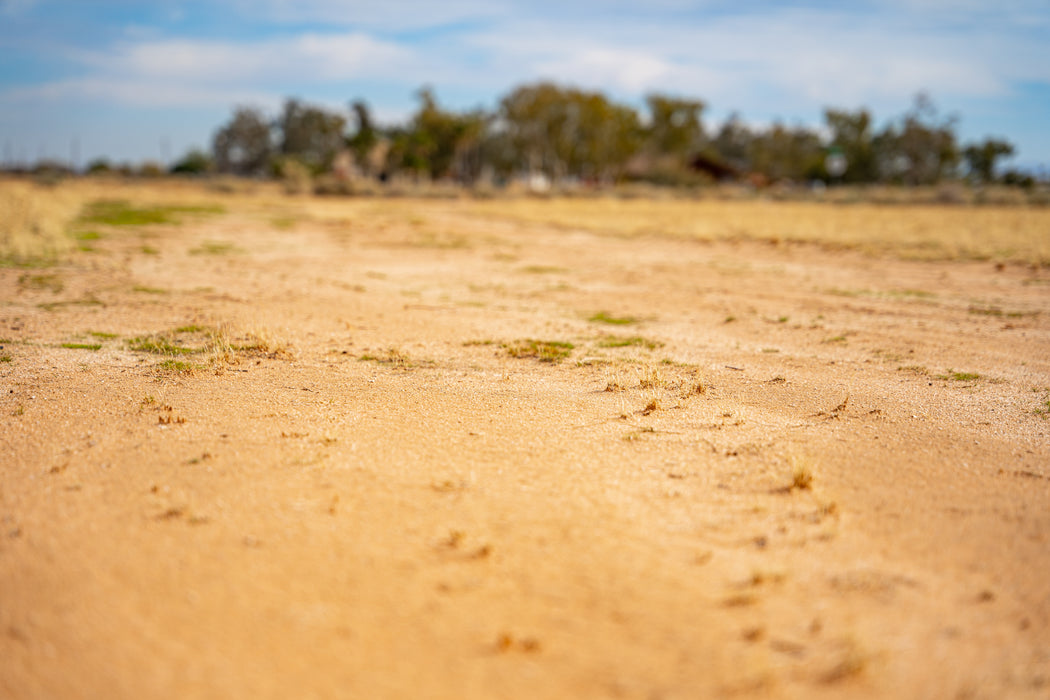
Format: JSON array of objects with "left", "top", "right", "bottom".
[{"left": 2, "top": 189, "right": 1049, "bottom": 698}]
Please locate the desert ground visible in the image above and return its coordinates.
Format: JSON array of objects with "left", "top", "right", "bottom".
[{"left": 2, "top": 179, "right": 1049, "bottom": 699}]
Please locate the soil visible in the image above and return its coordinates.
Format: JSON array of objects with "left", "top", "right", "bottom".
[{"left": 2, "top": 195, "right": 1049, "bottom": 699}]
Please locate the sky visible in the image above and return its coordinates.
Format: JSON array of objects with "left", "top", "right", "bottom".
[{"left": 1, "top": 0, "right": 1049, "bottom": 172}]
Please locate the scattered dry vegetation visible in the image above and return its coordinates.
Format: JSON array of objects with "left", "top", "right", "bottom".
[{"left": 502, "top": 339, "right": 574, "bottom": 363}]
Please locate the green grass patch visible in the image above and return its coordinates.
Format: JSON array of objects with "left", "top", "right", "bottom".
[
  {"left": 155, "top": 359, "right": 197, "bottom": 374},
  {"left": 78, "top": 200, "right": 224, "bottom": 227},
  {"left": 503, "top": 339, "right": 574, "bottom": 363},
  {"left": 597, "top": 336, "right": 663, "bottom": 350},
  {"left": 87, "top": 331, "right": 118, "bottom": 339},
  {"left": 140, "top": 245, "right": 160, "bottom": 255},
  {"left": 935, "top": 370, "right": 981, "bottom": 382},
  {"left": 132, "top": 285, "right": 168, "bottom": 295},
  {"left": 128, "top": 331, "right": 204, "bottom": 356},
  {"left": 74, "top": 231, "right": 102, "bottom": 241},
  {"left": 61, "top": 342, "right": 101, "bottom": 351},
  {"left": 189, "top": 240, "right": 239, "bottom": 255},
  {"left": 589, "top": 311, "right": 638, "bottom": 325}
]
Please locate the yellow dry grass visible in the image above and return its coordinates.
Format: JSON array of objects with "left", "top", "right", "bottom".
[
  {"left": 466, "top": 198, "right": 1050, "bottom": 265},
  {"left": 0, "top": 179, "right": 82, "bottom": 263}
]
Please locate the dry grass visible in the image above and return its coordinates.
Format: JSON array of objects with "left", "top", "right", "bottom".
[
  {"left": 467, "top": 198, "right": 1050, "bottom": 265},
  {"left": 0, "top": 181, "right": 82, "bottom": 264}
]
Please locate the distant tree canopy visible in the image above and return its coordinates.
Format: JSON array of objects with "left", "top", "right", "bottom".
[{"left": 207, "top": 86, "right": 1018, "bottom": 186}]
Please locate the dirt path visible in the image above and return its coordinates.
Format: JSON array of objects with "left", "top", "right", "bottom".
[{"left": 2, "top": 193, "right": 1049, "bottom": 698}]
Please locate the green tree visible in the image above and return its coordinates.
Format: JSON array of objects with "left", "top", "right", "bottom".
[
  {"left": 212, "top": 107, "right": 273, "bottom": 176},
  {"left": 277, "top": 98, "right": 347, "bottom": 174},
  {"left": 824, "top": 108, "right": 877, "bottom": 182},
  {"left": 712, "top": 113, "right": 753, "bottom": 173},
  {"left": 645, "top": 94, "right": 706, "bottom": 160},
  {"left": 747, "top": 122, "right": 824, "bottom": 181},
  {"left": 874, "top": 93, "right": 959, "bottom": 185},
  {"left": 170, "top": 149, "right": 213, "bottom": 175},
  {"left": 387, "top": 88, "right": 488, "bottom": 182},
  {"left": 499, "top": 82, "right": 641, "bottom": 181},
  {"left": 963, "top": 138, "right": 1014, "bottom": 183}
]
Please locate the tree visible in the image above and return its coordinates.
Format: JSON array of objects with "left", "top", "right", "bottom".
[
  {"left": 711, "top": 114, "right": 753, "bottom": 173},
  {"left": 963, "top": 138, "right": 1014, "bottom": 183},
  {"left": 277, "top": 98, "right": 346, "bottom": 173},
  {"left": 170, "top": 149, "right": 213, "bottom": 175},
  {"left": 212, "top": 107, "right": 273, "bottom": 176},
  {"left": 874, "top": 94, "right": 959, "bottom": 185},
  {"left": 824, "top": 108, "right": 877, "bottom": 183},
  {"left": 498, "top": 82, "right": 641, "bottom": 181},
  {"left": 386, "top": 88, "right": 488, "bottom": 182},
  {"left": 347, "top": 99, "right": 379, "bottom": 176},
  {"left": 747, "top": 122, "right": 824, "bottom": 182},
  {"left": 645, "top": 94, "right": 706, "bottom": 160}
]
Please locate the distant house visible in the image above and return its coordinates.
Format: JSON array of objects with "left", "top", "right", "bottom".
[{"left": 688, "top": 153, "right": 739, "bottom": 181}]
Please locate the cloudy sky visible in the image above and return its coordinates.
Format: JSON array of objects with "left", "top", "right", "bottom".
[{"left": 2, "top": 0, "right": 1048, "bottom": 170}]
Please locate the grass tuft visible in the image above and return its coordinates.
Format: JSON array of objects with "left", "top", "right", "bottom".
[
  {"left": 598, "top": 335, "right": 663, "bottom": 350},
  {"left": 589, "top": 311, "right": 638, "bottom": 325},
  {"left": 60, "top": 342, "right": 101, "bottom": 351},
  {"left": 503, "top": 339, "right": 574, "bottom": 363}
]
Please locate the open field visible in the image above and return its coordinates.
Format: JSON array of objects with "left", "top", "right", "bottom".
[{"left": 2, "top": 178, "right": 1049, "bottom": 698}]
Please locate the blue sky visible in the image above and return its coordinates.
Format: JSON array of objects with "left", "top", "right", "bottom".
[{"left": 2, "top": 0, "right": 1049, "bottom": 171}]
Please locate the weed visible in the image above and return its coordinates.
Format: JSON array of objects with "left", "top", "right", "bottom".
[
  {"left": 60, "top": 342, "right": 101, "bottom": 351},
  {"left": 156, "top": 359, "right": 196, "bottom": 374},
  {"left": 38, "top": 297, "right": 104, "bottom": 312},
  {"left": 132, "top": 285, "right": 168, "bottom": 294},
  {"left": 823, "top": 335, "right": 848, "bottom": 344},
  {"left": 935, "top": 369, "right": 981, "bottom": 382},
  {"left": 1033, "top": 392, "right": 1050, "bottom": 419},
  {"left": 140, "top": 245, "right": 160, "bottom": 255},
  {"left": 791, "top": 464, "right": 814, "bottom": 491},
  {"left": 128, "top": 335, "right": 199, "bottom": 355},
  {"left": 18, "top": 273, "right": 64, "bottom": 293},
  {"left": 623, "top": 426, "right": 656, "bottom": 442},
  {"left": 598, "top": 336, "right": 663, "bottom": 350},
  {"left": 88, "top": 331, "right": 118, "bottom": 339},
  {"left": 686, "top": 379, "right": 707, "bottom": 395},
  {"left": 761, "top": 347, "right": 780, "bottom": 353},
  {"left": 189, "top": 240, "right": 238, "bottom": 255},
  {"left": 777, "top": 315, "right": 789, "bottom": 323},
  {"left": 520, "top": 265, "right": 566, "bottom": 274},
  {"left": 638, "top": 365, "right": 665, "bottom": 389},
  {"left": 174, "top": 324, "right": 206, "bottom": 333},
  {"left": 589, "top": 311, "right": 638, "bottom": 325},
  {"left": 642, "top": 397, "right": 662, "bottom": 415},
  {"left": 0, "top": 354, "right": 11, "bottom": 363},
  {"left": 898, "top": 364, "right": 929, "bottom": 375},
  {"left": 74, "top": 230, "right": 101, "bottom": 241},
  {"left": 724, "top": 315, "right": 736, "bottom": 323},
  {"left": 462, "top": 339, "right": 495, "bottom": 346},
  {"left": 503, "top": 339, "right": 574, "bottom": 363},
  {"left": 359, "top": 347, "right": 412, "bottom": 367}
]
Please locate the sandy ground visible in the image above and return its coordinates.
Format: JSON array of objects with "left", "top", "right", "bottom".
[{"left": 2, "top": 193, "right": 1049, "bottom": 699}]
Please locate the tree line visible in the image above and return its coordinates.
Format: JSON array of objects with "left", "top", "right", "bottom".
[{"left": 135, "top": 83, "right": 1035, "bottom": 187}]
